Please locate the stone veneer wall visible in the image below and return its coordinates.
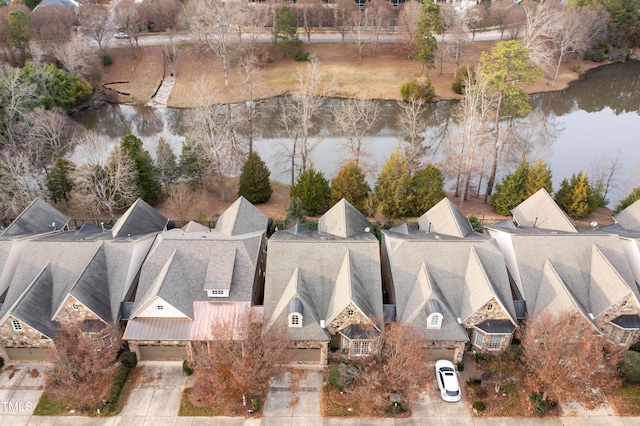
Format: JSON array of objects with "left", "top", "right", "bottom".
[
  {"left": 0, "top": 316, "right": 53, "bottom": 348},
  {"left": 596, "top": 294, "right": 640, "bottom": 348},
  {"left": 54, "top": 296, "right": 101, "bottom": 324},
  {"left": 462, "top": 297, "right": 515, "bottom": 353},
  {"left": 326, "top": 303, "right": 377, "bottom": 334}
]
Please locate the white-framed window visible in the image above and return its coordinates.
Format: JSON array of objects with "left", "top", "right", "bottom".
[
  {"left": 618, "top": 330, "right": 632, "bottom": 344},
  {"left": 487, "top": 304, "right": 494, "bottom": 311},
  {"left": 427, "top": 313, "right": 442, "bottom": 329},
  {"left": 156, "top": 305, "right": 164, "bottom": 311},
  {"left": 347, "top": 309, "right": 354, "bottom": 317},
  {"left": 431, "top": 315, "right": 440, "bottom": 326},
  {"left": 291, "top": 315, "right": 299, "bottom": 325},
  {"left": 488, "top": 336, "right": 502, "bottom": 349},
  {"left": 102, "top": 334, "right": 112, "bottom": 347},
  {"left": 11, "top": 319, "right": 22, "bottom": 331},
  {"left": 71, "top": 304, "right": 79, "bottom": 311},
  {"left": 352, "top": 341, "right": 370, "bottom": 356},
  {"left": 474, "top": 332, "right": 484, "bottom": 348}
]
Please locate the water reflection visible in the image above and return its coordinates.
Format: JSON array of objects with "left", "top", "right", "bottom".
[{"left": 71, "top": 62, "right": 640, "bottom": 205}]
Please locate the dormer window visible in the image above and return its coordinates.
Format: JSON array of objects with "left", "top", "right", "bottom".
[
  {"left": 71, "top": 304, "right": 79, "bottom": 311},
  {"left": 11, "top": 319, "right": 22, "bottom": 331},
  {"left": 427, "top": 313, "right": 443, "bottom": 329},
  {"left": 288, "top": 313, "right": 303, "bottom": 328},
  {"left": 288, "top": 297, "right": 303, "bottom": 328}
]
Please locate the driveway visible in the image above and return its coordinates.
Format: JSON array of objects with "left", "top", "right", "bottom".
[
  {"left": 263, "top": 367, "right": 324, "bottom": 426},
  {"left": 0, "top": 363, "right": 48, "bottom": 425},
  {"left": 118, "top": 361, "right": 187, "bottom": 423}
]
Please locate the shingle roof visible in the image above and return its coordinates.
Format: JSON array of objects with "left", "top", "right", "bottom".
[
  {"left": 215, "top": 197, "right": 269, "bottom": 236},
  {"left": 262, "top": 222, "right": 383, "bottom": 342},
  {"left": 182, "top": 221, "right": 209, "bottom": 233},
  {"left": 511, "top": 189, "right": 577, "bottom": 233},
  {"left": 418, "top": 197, "right": 474, "bottom": 238},
  {"left": 1, "top": 198, "right": 69, "bottom": 238},
  {"left": 614, "top": 198, "right": 640, "bottom": 232},
  {"left": 317, "top": 199, "right": 371, "bottom": 238},
  {"left": 111, "top": 198, "right": 168, "bottom": 238}
]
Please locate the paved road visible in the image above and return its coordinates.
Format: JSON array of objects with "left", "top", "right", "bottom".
[{"left": 2, "top": 362, "right": 640, "bottom": 425}]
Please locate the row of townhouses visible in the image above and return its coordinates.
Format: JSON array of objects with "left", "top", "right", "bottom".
[{"left": 0, "top": 189, "right": 639, "bottom": 364}]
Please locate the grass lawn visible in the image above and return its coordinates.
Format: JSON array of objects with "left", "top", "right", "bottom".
[
  {"left": 178, "top": 388, "right": 217, "bottom": 416},
  {"left": 608, "top": 384, "right": 640, "bottom": 416},
  {"left": 33, "top": 393, "right": 71, "bottom": 416},
  {"left": 320, "top": 384, "right": 363, "bottom": 417}
]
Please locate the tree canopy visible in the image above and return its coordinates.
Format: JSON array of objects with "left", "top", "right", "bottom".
[
  {"left": 554, "top": 171, "right": 598, "bottom": 218},
  {"left": 290, "top": 165, "right": 330, "bottom": 216},
  {"left": 238, "top": 151, "right": 273, "bottom": 204},
  {"left": 121, "top": 134, "right": 162, "bottom": 205},
  {"left": 330, "top": 161, "right": 371, "bottom": 214},
  {"left": 375, "top": 146, "right": 413, "bottom": 219}
]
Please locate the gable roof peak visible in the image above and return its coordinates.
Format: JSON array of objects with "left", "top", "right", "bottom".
[
  {"left": 111, "top": 198, "right": 168, "bottom": 238},
  {"left": 512, "top": 189, "right": 577, "bottom": 233},
  {"left": 418, "top": 197, "right": 474, "bottom": 238},
  {"left": 318, "top": 198, "right": 370, "bottom": 238},
  {"left": 614, "top": 197, "right": 640, "bottom": 232},
  {"left": 1, "top": 197, "right": 69, "bottom": 238},
  {"left": 215, "top": 196, "right": 269, "bottom": 236}
]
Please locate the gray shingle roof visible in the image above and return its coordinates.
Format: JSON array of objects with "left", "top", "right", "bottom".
[
  {"left": 611, "top": 314, "right": 640, "bottom": 329},
  {"left": 262, "top": 223, "right": 383, "bottom": 341},
  {"left": 318, "top": 199, "right": 371, "bottom": 238},
  {"left": 614, "top": 198, "right": 640, "bottom": 232},
  {"left": 475, "top": 319, "right": 516, "bottom": 334},
  {"left": 418, "top": 197, "right": 474, "bottom": 238},
  {"left": 111, "top": 198, "right": 168, "bottom": 239},
  {"left": 511, "top": 189, "right": 577, "bottom": 233},
  {"left": 215, "top": 197, "right": 269, "bottom": 236},
  {"left": 132, "top": 227, "right": 264, "bottom": 319},
  {"left": 1, "top": 198, "right": 69, "bottom": 238}
]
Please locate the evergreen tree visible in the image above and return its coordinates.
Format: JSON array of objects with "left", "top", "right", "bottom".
[
  {"left": 273, "top": 6, "right": 301, "bottom": 58},
  {"left": 286, "top": 196, "right": 307, "bottom": 225},
  {"left": 614, "top": 187, "right": 640, "bottom": 214},
  {"left": 46, "top": 157, "right": 75, "bottom": 206},
  {"left": 238, "top": 152, "right": 273, "bottom": 204},
  {"left": 330, "top": 161, "right": 371, "bottom": 214},
  {"left": 491, "top": 160, "right": 529, "bottom": 216},
  {"left": 155, "top": 138, "right": 179, "bottom": 196},
  {"left": 468, "top": 215, "right": 483, "bottom": 233},
  {"left": 179, "top": 139, "right": 209, "bottom": 188},
  {"left": 524, "top": 160, "right": 553, "bottom": 199},
  {"left": 374, "top": 146, "right": 413, "bottom": 219},
  {"left": 409, "top": 163, "right": 446, "bottom": 216},
  {"left": 290, "top": 165, "right": 330, "bottom": 216},
  {"left": 414, "top": 1, "right": 443, "bottom": 74},
  {"left": 554, "top": 172, "right": 597, "bottom": 218},
  {"left": 120, "top": 134, "right": 162, "bottom": 204}
]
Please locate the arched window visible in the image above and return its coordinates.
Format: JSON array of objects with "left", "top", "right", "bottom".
[
  {"left": 291, "top": 315, "right": 299, "bottom": 325},
  {"left": 427, "top": 313, "right": 443, "bottom": 329}
]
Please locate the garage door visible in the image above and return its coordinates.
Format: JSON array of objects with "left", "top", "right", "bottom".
[
  {"left": 138, "top": 345, "right": 188, "bottom": 360},
  {"left": 4, "top": 347, "right": 50, "bottom": 362},
  {"left": 287, "top": 348, "right": 321, "bottom": 363},
  {"left": 426, "top": 348, "right": 456, "bottom": 363}
]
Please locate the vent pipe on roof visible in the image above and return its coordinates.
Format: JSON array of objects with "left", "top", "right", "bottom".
[
  {"left": 457, "top": 317, "right": 462, "bottom": 324},
  {"left": 588, "top": 313, "right": 595, "bottom": 320},
  {"left": 533, "top": 217, "right": 538, "bottom": 228},
  {"left": 320, "top": 320, "right": 326, "bottom": 328}
]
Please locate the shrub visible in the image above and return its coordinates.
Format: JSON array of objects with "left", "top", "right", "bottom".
[
  {"left": 107, "top": 365, "right": 131, "bottom": 404},
  {"left": 251, "top": 396, "right": 260, "bottom": 411},
  {"left": 328, "top": 364, "right": 344, "bottom": 390},
  {"left": 457, "top": 361, "right": 464, "bottom": 372},
  {"left": 238, "top": 152, "right": 273, "bottom": 204},
  {"left": 182, "top": 360, "right": 193, "bottom": 376},
  {"left": 467, "top": 215, "right": 483, "bottom": 233},
  {"left": 466, "top": 378, "right": 482, "bottom": 386},
  {"left": 619, "top": 350, "right": 640, "bottom": 384},
  {"left": 400, "top": 76, "right": 435, "bottom": 103},
  {"left": 472, "top": 352, "right": 490, "bottom": 362},
  {"left": 472, "top": 401, "right": 486, "bottom": 411},
  {"left": 295, "top": 52, "right": 310, "bottom": 62},
  {"left": 631, "top": 342, "right": 640, "bottom": 353},
  {"left": 452, "top": 64, "right": 475, "bottom": 95},
  {"left": 392, "top": 405, "right": 401, "bottom": 414},
  {"left": 119, "top": 351, "right": 137, "bottom": 369},
  {"left": 289, "top": 166, "right": 331, "bottom": 216},
  {"left": 103, "top": 55, "right": 112, "bottom": 66},
  {"left": 529, "top": 391, "right": 547, "bottom": 413}
]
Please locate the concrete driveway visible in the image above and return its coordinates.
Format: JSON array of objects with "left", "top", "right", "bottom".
[
  {"left": 118, "top": 361, "right": 187, "bottom": 423},
  {"left": 263, "top": 367, "right": 324, "bottom": 426},
  {"left": 0, "top": 363, "right": 48, "bottom": 425}
]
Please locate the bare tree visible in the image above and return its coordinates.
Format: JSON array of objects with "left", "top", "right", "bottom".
[
  {"left": 79, "top": 4, "right": 112, "bottom": 55},
  {"left": 441, "top": 7, "right": 470, "bottom": 73},
  {"left": 522, "top": 0, "right": 559, "bottom": 73},
  {"left": 0, "top": 65, "right": 38, "bottom": 150},
  {"left": 349, "top": 9, "right": 367, "bottom": 60},
  {"left": 521, "top": 312, "right": 622, "bottom": 409},
  {"left": 365, "top": 0, "right": 393, "bottom": 56},
  {"left": 334, "top": 0, "right": 357, "bottom": 44},
  {"left": 489, "top": 0, "right": 514, "bottom": 41},
  {"left": 116, "top": 0, "right": 146, "bottom": 52},
  {"left": 396, "top": 98, "right": 430, "bottom": 174},
  {"left": 31, "top": 4, "right": 74, "bottom": 53},
  {"left": 501, "top": 109, "right": 558, "bottom": 167},
  {"left": 190, "top": 307, "right": 289, "bottom": 414},
  {"left": 550, "top": 4, "right": 608, "bottom": 86},
  {"left": 72, "top": 144, "right": 140, "bottom": 221},
  {"left": 0, "top": 151, "right": 41, "bottom": 218},
  {"left": 280, "top": 56, "right": 330, "bottom": 183},
  {"left": 590, "top": 150, "right": 623, "bottom": 206},
  {"left": 397, "top": 1, "right": 421, "bottom": 59},
  {"left": 53, "top": 39, "right": 97, "bottom": 78},
  {"left": 465, "top": 5, "right": 485, "bottom": 42},
  {"left": 144, "top": 0, "right": 182, "bottom": 33},
  {"left": 332, "top": 96, "right": 380, "bottom": 171},
  {"left": 295, "top": 0, "right": 323, "bottom": 43},
  {"left": 47, "top": 321, "right": 120, "bottom": 412},
  {"left": 187, "top": 87, "right": 246, "bottom": 202}
]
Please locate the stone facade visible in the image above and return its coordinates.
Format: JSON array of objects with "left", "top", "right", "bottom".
[
  {"left": 326, "top": 303, "right": 377, "bottom": 334},
  {"left": 461, "top": 297, "right": 515, "bottom": 353},
  {"left": 54, "top": 296, "right": 101, "bottom": 324},
  {"left": 0, "top": 316, "right": 53, "bottom": 348},
  {"left": 595, "top": 294, "right": 640, "bottom": 348}
]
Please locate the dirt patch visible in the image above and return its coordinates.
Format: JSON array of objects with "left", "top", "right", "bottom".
[
  {"left": 28, "top": 368, "right": 40, "bottom": 378},
  {"left": 102, "top": 40, "right": 598, "bottom": 108}
]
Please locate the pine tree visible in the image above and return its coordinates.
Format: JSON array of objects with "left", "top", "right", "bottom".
[
  {"left": 290, "top": 165, "right": 330, "bottom": 216},
  {"left": 524, "top": 160, "right": 553, "bottom": 199},
  {"left": 555, "top": 172, "right": 597, "bottom": 218},
  {"left": 614, "top": 187, "right": 640, "bottom": 214},
  {"left": 179, "top": 139, "right": 209, "bottom": 188},
  {"left": 120, "top": 134, "right": 162, "bottom": 204},
  {"left": 330, "top": 162, "right": 371, "bottom": 214},
  {"left": 238, "top": 152, "right": 273, "bottom": 204},
  {"left": 46, "top": 157, "right": 76, "bottom": 206},
  {"left": 409, "top": 163, "right": 446, "bottom": 216},
  {"left": 374, "top": 146, "right": 413, "bottom": 219},
  {"left": 155, "top": 138, "right": 179, "bottom": 196},
  {"left": 286, "top": 196, "right": 307, "bottom": 225},
  {"left": 273, "top": 6, "right": 301, "bottom": 58},
  {"left": 491, "top": 160, "right": 529, "bottom": 216}
]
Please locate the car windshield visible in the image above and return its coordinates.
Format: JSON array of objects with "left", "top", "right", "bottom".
[{"left": 446, "top": 389, "right": 460, "bottom": 397}]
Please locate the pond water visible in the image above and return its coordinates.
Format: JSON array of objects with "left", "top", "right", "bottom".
[{"left": 72, "top": 61, "right": 640, "bottom": 207}]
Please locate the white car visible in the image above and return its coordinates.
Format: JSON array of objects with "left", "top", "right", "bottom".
[
  {"left": 435, "top": 360, "right": 461, "bottom": 402},
  {"left": 115, "top": 32, "right": 129, "bottom": 39}
]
